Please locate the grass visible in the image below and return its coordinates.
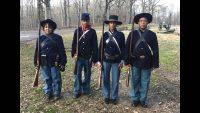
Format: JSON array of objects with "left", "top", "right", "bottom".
[
  {"left": 151, "top": 73, "right": 158, "bottom": 88},
  {"left": 20, "top": 25, "right": 180, "bottom": 113}
]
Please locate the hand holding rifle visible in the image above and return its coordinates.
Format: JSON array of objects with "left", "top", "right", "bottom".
[
  {"left": 125, "top": 17, "right": 135, "bottom": 87},
  {"left": 125, "top": 64, "right": 131, "bottom": 87},
  {"left": 96, "top": 62, "right": 102, "bottom": 90},
  {"left": 32, "top": 17, "right": 41, "bottom": 87}
]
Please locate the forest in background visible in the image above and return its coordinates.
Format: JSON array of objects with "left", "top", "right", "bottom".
[{"left": 20, "top": 0, "right": 180, "bottom": 30}]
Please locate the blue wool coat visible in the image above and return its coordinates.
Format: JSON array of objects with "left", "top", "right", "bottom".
[
  {"left": 34, "top": 33, "right": 67, "bottom": 67},
  {"left": 98, "top": 30, "right": 125, "bottom": 63},
  {"left": 125, "top": 29, "right": 159, "bottom": 69},
  {"left": 71, "top": 27, "right": 98, "bottom": 63}
]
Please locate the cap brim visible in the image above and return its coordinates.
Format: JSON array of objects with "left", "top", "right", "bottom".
[
  {"left": 40, "top": 20, "right": 57, "bottom": 30},
  {"left": 134, "top": 13, "right": 152, "bottom": 24},
  {"left": 104, "top": 20, "right": 122, "bottom": 25}
]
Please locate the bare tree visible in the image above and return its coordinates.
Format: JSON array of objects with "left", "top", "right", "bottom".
[
  {"left": 115, "top": 0, "right": 125, "bottom": 15},
  {"left": 147, "top": 0, "right": 160, "bottom": 17},
  {"left": 81, "top": 0, "right": 84, "bottom": 13},
  {"left": 96, "top": 0, "right": 103, "bottom": 22},
  {"left": 22, "top": 0, "right": 37, "bottom": 29},
  {"left": 129, "top": 0, "right": 137, "bottom": 24},
  {"left": 73, "top": 0, "right": 81, "bottom": 23},
  {"left": 168, "top": 12, "right": 172, "bottom": 25},
  {"left": 59, "top": 0, "right": 66, "bottom": 27},
  {"left": 37, "top": 0, "right": 42, "bottom": 25},
  {"left": 20, "top": 0, "right": 179, "bottom": 30},
  {"left": 104, "top": 0, "right": 115, "bottom": 20},
  {"left": 41, "top": 0, "right": 52, "bottom": 19},
  {"left": 67, "top": 0, "right": 71, "bottom": 27},
  {"left": 155, "top": 5, "right": 168, "bottom": 23},
  {"left": 63, "top": 0, "right": 67, "bottom": 26},
  {"left": 20, "top": 0, "right": 24, "bottom": 30},
  {"left": 91, "top": 0, "right": 97, "bottom": 25},
  {"left": 85, "top": 0, "right": 90, "bottom": 13},
  {"left": 141, "top": 0, "right": 148, "bottom": 12}
]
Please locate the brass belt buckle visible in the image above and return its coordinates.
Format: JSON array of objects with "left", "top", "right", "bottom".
[{"left": 140, "top": 55, "right": 145, "bottom": 59}]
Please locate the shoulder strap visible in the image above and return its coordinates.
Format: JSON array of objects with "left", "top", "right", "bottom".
[
  {"left": 40, "top": 37, "right": 49, "bottom": 48},
  {"left": 78, "top": 29, "right": 90, "bottom": 41},
  {"left": 107, "top": 31, "right": 121, "bottom": 54},
  {"left": 135, "top": 30, "right": 153, "bottom": 55},
  {"left": 133, "top": 30, "right": 148, "bottom": 51},
  {"left": 48, "top": 35, "right": 57, "bottom": 45},
  {"left": 41, "top": 34, "right": 59, "bottom": 52}
]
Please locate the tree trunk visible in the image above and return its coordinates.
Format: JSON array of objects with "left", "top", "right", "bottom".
[
  {"left": 107, "top": 5, "right": 110, "bottom": 19},
  {"left": 85, "top": 0, "right": 89, "bottom": 13},
  {"left": 168, "top": 12, "right": 172, "bottom": 25},
  {"left": 141, "top": 0, "right": 146, "bottom": 13},
  {"left": 44, "top": 0, "right": 51, "bottom": 19},
  {"left": 67, "top": 0, "right": 70, "bottom": 27},
  {"left": 20, "top": 1, "right": 23, "bottom": 30},
  {"left": 129, "top": 0, "right": 133, "bottom": 24},
  {"left": 151, "top": 8, "right": 154, "bottom": 19},
  {"left": 82, "top": 0, "right": 84, "bottom": 13},
  {"left": 64, "top": 0, "right": 67, "bottom": 27},
  {"left": 37, "top": 0, "right": 42, "bottom": 27},
  {"left": 104, "top": 0, "right": 108, "bottom": 20},
  {"left": 92, "top": 6, "right": 95, "bottom": 25},
  {"left": 60, "top": 0, "right": 64, "bottom": 27}
]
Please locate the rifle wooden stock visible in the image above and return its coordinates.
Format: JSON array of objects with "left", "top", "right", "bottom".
[
  {"left": 73, "top": 56, "right": 78, "bottom": 75},
  {"left": 97, "top": 70, "right": 102, "bottom": 89},
  {"left": 32, "top": 66, "right": 40, "bottom": 87},
  {"left": 125, "top": 17, "right": 135, "bottom": 87},
  {"left": 32, "top": 11, "right": 41, "bottom": 87},
  {"left": 126, "top": 67, "right": 130, "bottom": 87},
  {"left": 97, "top": 14, "right": 105, "bottom": 89}
]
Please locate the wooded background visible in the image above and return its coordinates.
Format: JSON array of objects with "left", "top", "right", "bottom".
[{"left": 20, "top": 0, "right": 180, "bottom": 30}]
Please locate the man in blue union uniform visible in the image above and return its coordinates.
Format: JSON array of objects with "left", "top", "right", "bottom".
[
  {"left": 71, "top": 13, "right": 98, "bottom": 98},
  {"left": 97, "top": 15, "right": 125, "bottom": 105},
  {"left": 125, "top": 13, "right": 159, "bottom": 108}
]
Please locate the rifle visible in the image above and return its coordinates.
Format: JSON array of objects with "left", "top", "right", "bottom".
[
  {"left": 126, "top": 18, "right": 134, "bottom": 87},
  {"left": 125, "top": 67, "right": 130, "bottom": 87},
  {"left": 32, "top": 19, "right": 41, "bottom": 87},
  {"left": 97, "top": 15, "right": 105, "bottom": 89},
  {"left": 73, "top": 2, "right": 80, "bottom": 75}
]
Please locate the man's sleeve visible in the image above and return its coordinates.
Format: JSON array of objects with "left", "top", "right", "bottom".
[
  {"left": 71, "top": 29, "right": 77, "bottom": 58},
  {"left": 124, "top": 32, "right": 132, "bottom": 65},
  {"left": 57, "top": 36, "right": 67, "bottom": 66},
  {"left": 120, "top": 32, "right": 126, "bottom": 61},
  {"left": 151, "top": 33, "right": 159, "bottom": 68},
  {"left": 91, "top": 30, "right": 98, "bottom": 63}
]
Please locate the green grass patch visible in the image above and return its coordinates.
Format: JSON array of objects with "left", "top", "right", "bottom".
[{"left": 151, "top": 73, "right": 158, "bottom": 88}]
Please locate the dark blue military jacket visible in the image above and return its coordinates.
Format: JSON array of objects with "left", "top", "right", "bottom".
[
  {"left": 34, "top": 33, "right": 67, "bottom": 67},
  {"left": 71, "top": 27, "right": 98, "bottom": 63},
  {"left": 98, "top": 30, "right": 125, "bottom": 63},
  {"left": 125, "top": 29, "right": 159, "bottom": 69}
]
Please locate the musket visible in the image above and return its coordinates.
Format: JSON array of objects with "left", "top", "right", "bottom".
[
  {"left": 125, "top": 67, "right": 130, "bottom": 87},
  {"left": 126, "top": 18, "right": 134, "bottom": 87},
  {"left": 73, "top": 2, "right": 80, "bottom": 75},
  {"left": 32, "top": 13, "right": 41, "bottom": 87},
  {"left": 97, "top": 15, "right": 105, "bottom": 89},
  {"left": 97, "top": 69, "right": 102, "bottom": 89}
]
